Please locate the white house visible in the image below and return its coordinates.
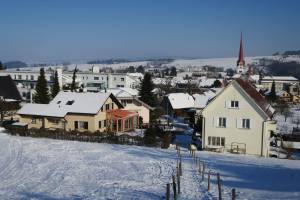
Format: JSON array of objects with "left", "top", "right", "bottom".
[
  {"left": 103, "top": 88, "right": 153, "bottom": 124},
  {"left": 201, "top": 78, "right": 276, "bottom": 157}
]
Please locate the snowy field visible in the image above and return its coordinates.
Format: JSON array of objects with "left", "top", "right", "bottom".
[
  {"left": 8, "top": 55, "right": 300, "bottom": 72},
  {"left": 0, "top": 128, "right": 300, "bottom": 199}
]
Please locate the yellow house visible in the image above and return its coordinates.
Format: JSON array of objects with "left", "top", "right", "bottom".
[
  {"left": 17, "top": 92, "right": 139, "bottom": 133},
  {"left": 201, "top": 79, "right": 276, "bottom": 157}
]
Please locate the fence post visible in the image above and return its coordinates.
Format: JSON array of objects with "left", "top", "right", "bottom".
[
  {"left": 166, "top": 183, "right": 170, "bottom": 200},
  {"left": 179, "top": 157, "right": 182, "bottom": 176},
  {"left": 208, "top": 170, "right": 211, "bottom": 191},
  {"left": 177, "top": 174, "right": 181, "bottom": 194},
  {"left": 217, "top": 173, "right": 222, "bottom": 200},
  {"left": 232, "top": 188, "right": 236, "bottom": 200},
  {"left": 202, "top": 163, "right": 205, "bottom": 181},
  {"left": 199, "top": 161, "right": 201, "bottom": 175},
  {"left": 172, "top": 175, "right": 177, "bottom": 200}
]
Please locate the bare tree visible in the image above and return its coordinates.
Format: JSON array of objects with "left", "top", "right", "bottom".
[
  {"left": 292, "top": 116, "right": 300, "bottom": 128},
  {"left": 282, "top": 108, "right": 293, "bottom": 122}
]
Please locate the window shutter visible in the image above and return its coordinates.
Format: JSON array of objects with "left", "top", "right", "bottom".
[
  {"left": 214, "top": 117, "right": 219, "bottom": 127},
  {"left": 227, "top": 101, "right": 231, "bottom": 108},
  {"left": 75, "top": 121, "right": 78, "bottom": 129},
  {"left": 226, "top": 118, "right": 229, "bottom": 128},
  {"left": 250, "top": 119, "right": 254, "bottom": 129}
]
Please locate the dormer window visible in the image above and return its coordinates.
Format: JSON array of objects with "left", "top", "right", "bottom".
[
  {"left": 66, "top": 100, "right": 74, "bottom": 105},
  {"left": 230, "top": 101, "right": 239, "bottom": 108},
  {"left": 57, "top": 101, "right": 61, "bottom": 104}
]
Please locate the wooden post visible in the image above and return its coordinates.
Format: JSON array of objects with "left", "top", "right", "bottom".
[
  {"left": 208, "top": 170, "right": 211, "bottom": 191},
  {"left": 217, "top": 173, "right": 222, "bottom": 200},
  {"left": 199, "top": 161, "right": 201, "bottom": 175},
  {"left": 177, "top": 174, "right": 181, "bottom": 194},
  {"left": 166, "top": 183, "right": 170, "bottom": 200},
  {"left": 179, "top": 160, "right": 182, "bottom": 176},
  {"left": 232, "top": 188, "right": 236, "bottom": 200},
  {"left": 172, "top": 175, "right": 177, "bottom": 199},
  {"left": 202, "top": 163, "right": 205, "bottom": 181}
]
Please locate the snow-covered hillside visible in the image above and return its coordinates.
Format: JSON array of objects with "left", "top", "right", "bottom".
[
  {"left": 0, "top": 129, "right": 299, "bottom": 199},
  {"left": 8, "top": 55, "right": 300, "bottom": 72}
]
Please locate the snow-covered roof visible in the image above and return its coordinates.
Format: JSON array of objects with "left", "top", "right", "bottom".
[
  {"left": 167, "top": 93, "right": 194, "bottom": 109},
  {"left": 199, "top": 78, "right": 222, "bottom": 87},
  {"left": 193, "top": 94, "right": 211, "bottom": 109},
  {"left": 18, "top": 92, "right": 115, "bottom": 117},
  {"left": 102, "top": 88, "right": 139, "bottom": 98}
]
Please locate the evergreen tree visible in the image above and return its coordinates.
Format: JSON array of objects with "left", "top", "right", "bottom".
[
  {"left": 136, "top": 65, "right": 145, "bottom": 74},
  {"left": 139, "top": 72, "right": 156, "bottom": 107},
  {"left": 212, "top": 79, "right": 222, "bottom": 88},
  {"left": 71, "top": 67, "right": 77, "bottom": 92},
  {"left": 0, "top": 61, "right": 4, "bottom": 70},
  {"left": 269, "top": 80, "right": 277, "bottom": 102},
  {"left": 170, "top": 66, "right": 177, "bottom": 77},
  {"left": 33, "top": 68, "right": 50, "bottom": 104},
  {"left": 51, "top": 71, "right": 60, "bottom": 98}
]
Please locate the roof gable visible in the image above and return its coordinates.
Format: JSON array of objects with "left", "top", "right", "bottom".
[{"left": 0, "top": 75, "right": 22, "bottom": 101}]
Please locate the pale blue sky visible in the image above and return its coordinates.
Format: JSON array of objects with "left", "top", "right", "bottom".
[{"left": 1, "top": 0, "right": 300, "bottom": 63}]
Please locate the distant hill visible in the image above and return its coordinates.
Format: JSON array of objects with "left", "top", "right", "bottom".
[
  {"left": 265, "top": 61, "right": 300, "bottom": 79},
  {"left": 4, "top": 61, "right": 27, "bottom": 69}
]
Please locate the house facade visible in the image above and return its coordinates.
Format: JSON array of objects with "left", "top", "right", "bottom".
[
  {"left": 17, "top": 92, "right": 139, "bottom": 133},
  {"left": 104, "top": 88, "right": 153, "bottom": 124},
  {"left": 201, "top": 79, "right": 276, "bottom": 157}
]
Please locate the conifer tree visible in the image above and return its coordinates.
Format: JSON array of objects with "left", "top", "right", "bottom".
[
  {"left": 33, "top": 68, "right": 50, "bottom": 104},
  {"left": 0, "top": 61, "right": 4, "bottom": 70},
  {"left": 139, "top": 72, "right": 156, "bottom": 107},
  {"left": 170, "top": 66, "right": 177, "bottom": 77},
  {"left": 269, "top": 80, "right": 277, "bottom": 102},
  {"left": 71, "top": 67, "right": 77, "bottom": 92},
  {"left": 51, "top": 71, "right": 60, "bottom": 98}
]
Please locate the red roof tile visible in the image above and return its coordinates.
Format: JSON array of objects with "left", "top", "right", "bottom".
[
  {"left": 235, "top": 78, "right": 274, "bottom": 118},
  {"left": 107, "top": 109, "right": 138, "bottom": 119}
]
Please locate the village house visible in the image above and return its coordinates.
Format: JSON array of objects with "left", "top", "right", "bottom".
[
  {"left": 201, "top": 78, "right": 276, "bottom": 157},
  {"left": 163, "top": 93, "right": 195, "bottom": 119},
  {"left": 17, "top": 92, "right": 139, "bottom": 133},
  {"left": 102, "top": 88, "right": 153, "bottom": 124}
]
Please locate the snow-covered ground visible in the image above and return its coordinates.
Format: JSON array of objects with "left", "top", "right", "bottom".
[
  {"left": 0, "top": 128, "right": 300, "bottom": 199},
  {"left": 9, "top": 55, "right": 300, "bottom": 72}
]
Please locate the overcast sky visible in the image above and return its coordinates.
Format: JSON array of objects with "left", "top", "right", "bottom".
[{"left": 1, "top": 0, "right": 300, "bottom": 63}]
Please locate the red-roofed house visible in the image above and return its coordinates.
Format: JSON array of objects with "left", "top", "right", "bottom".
[{"left": 201, "top": 79, "right": 276, "bottom": 157}]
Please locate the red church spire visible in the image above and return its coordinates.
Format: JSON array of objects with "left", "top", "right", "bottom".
[{"left": 237, "top": 32, "right": 245, "bottom": 67}]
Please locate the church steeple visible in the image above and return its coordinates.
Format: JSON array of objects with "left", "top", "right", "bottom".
[{"left": 237, "top": 32, "right": 246, "bottom": 74}]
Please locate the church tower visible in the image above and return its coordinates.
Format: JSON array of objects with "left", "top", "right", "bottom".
[{"left": 236, "top": 33, "right": 246, "bottom": 74}]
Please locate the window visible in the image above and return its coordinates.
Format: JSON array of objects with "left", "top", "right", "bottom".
[
  {"left": 112, "top": 103, "right": 114, "bottom": 109},
  {"left": 114, "top": 77, "right": 116, "bottom": 81},
  {"left": 230, "top": 101, "right": 239, "bottom": 108},
  {"left": 105, "top": 104, "right": 110, "bottom": 110},
  {"left": 101, "top": 106, "right": 103, "bottom": 112},
  {"left": 117, "top": 84, "right": 124, "bottom": 88},
  {"left": 30, "top": 75, "right": 34, "bottom": 80},
  {"left": 66, "top": 100, "right": 74, "bottom": 105},
  {"left": 18, "top": 75, "right": 22, "bottom": 79},
  {"left": 121, "top": 78, "right": 125, "bottom": 81},
  {"left": 94, "top": 76, "right": 99, "bottom": 80},
  {"left": 104, "top": 120, "right": 107, "bottom": 127},
  {"left": 218, "top": 117, "right": 226, "bottom": 127},
  {"left": 57, "top": 101, "right": 61, "bottom": 104},
  {"left": 99, "top": 121, "right": 102, "bottom": 128},
  {"left": 32, "top": 118, "right": 37, "bottom": 124},
  {"left": 75, "top": 121, "right": 88, "bottom": 129},
  {"left": 208, "top": 136, "right": 225, "bottom": 146},
  {"left": 242, "top": 119, "right": 251, "bottom": 129}
]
